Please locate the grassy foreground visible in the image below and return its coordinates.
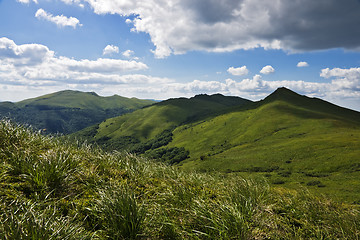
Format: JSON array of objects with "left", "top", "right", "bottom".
[{"left": 1, "top": 119, "right": 359, "bottom": 239}]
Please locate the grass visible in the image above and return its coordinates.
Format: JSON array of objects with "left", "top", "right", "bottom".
[
  {"left": 81, "top": 93, "right": 251, "bottom": 142},
  {"left": 168, "top": 99, "right": 360, "bottom": 202},
  {"left": 1, "top": 119, "right": 360, "bottom": 239},
  {"left": 72, "top": 88, "right": 360, "bottom": 203}
]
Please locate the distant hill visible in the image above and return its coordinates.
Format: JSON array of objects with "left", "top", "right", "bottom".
[
  {"left": 0, "top": 90, "right": 155, "bottom": 134},
  {"left": 75, "top": 88, "right": 360, "bottom": 202}
]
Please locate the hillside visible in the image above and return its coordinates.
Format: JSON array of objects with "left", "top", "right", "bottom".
[
  {"left": 0, "top": 90, "right": 154, "bottom": 134},
  {"left": 76, "top": 93, "right": 252, "bottom": 146},
  {"left": 76, "top": 88, "right": 360, "bottom": 202},
  {"left": 1, "top": 119, "right": 359, "bottom": 239},
  {"left": 169, "top": 88, "right": 360, "bottom": 201}
]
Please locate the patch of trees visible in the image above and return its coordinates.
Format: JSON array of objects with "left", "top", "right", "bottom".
[
  {"left": 129, "top": 129, "right": 174, "bottom": 154},
  {"left": 144, "top": 147, "right": 189, "bottom": 164}
]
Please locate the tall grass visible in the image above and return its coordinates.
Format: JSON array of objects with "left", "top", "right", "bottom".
[
  {"left": 94, "top": 186, "right": 145, "bottom": 239},
  {"left": 0, "top": 199, "right": 89, "bottom": 240},
  {"left": 0, "top": 119, "right": 359, "bottom": 239}
]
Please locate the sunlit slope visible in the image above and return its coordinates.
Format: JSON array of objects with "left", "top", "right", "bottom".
[
  {"left": 168, "top": 88, "right": 360, "bottom": 200},
  {"left": 91, "top": 94, "right": 252, "bottom": 141},
  {"left": 0, "top": 90, "right": 154, "bottom": 134},
  {"left": 16, "top": 90, "right": 154, "bottom": 110}
]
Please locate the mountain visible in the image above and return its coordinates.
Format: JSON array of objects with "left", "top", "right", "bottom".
[
  {"left": 0, "top": 90, "right": 155, "bottom": 134},
  {"left": 75, "top": 93, "right": 252, "bottom": 149},
  {"left": 75, "top": 88, "right": 360, "bottom": 202}
]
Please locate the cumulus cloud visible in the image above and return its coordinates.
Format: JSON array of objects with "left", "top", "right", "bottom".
[
  {"left": 35, "top": 8, "right": 82, "bottom": 28},
  {"left": 0, "top": 37, "right": 152, "bottom": 88},
  {"left": 320, "top": 67, "right": 360, "bottom": 91},
  {"left": 0, "top": 37, "right": 54, "bottom": 65},
  {"left": 64, "top": 0, "right": 360, "bottom": 58},
  {"left": 227, "top": 66, "right": 249, "bottom": 76},
  {"left": 160, "top": 73, "right": 356, "bottom": 105},
  {"left": 1, "top": 38, "right": 359, "bottom": 110},
  {"left": 157, "top": 75, "right": 329, "bottom": 102},
  {"left": 297, "top": 61, "right": 309, "bottom": 67},
  {"left": 103, "top": 45, "right": 119, "bottom": 55},
  {"left": 260, "top": 65, "right": 275, "bottom": 75}
]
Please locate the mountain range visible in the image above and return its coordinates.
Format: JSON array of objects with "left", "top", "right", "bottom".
[
  {"left": 74, "top": 87, "right": 360, "bottom": 202},
  {"left": 0, "top": 90, "right": 154, "bottom": 134},
  {"left": 1, "top": 88, "right": 360, "bottom": 202}
]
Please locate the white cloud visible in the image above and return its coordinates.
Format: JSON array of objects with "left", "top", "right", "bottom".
[
  {"left": 0, "top": 37, "right": 54, "bottom": 65},
  {"left": 260, "top": 65, "right": 275, "bottom": 75},
  {"left": 227, "top": 66, "right": 249, "bottom": 76},
  {"left": 17, "top": 0, "right": 38, "bottom": 3},
  {"left": 297, "top": 61, "right": 309, "bottom": 67},
  {"left": 35, "top": 8, "right": 82, "bottom": 29},
  {"left": 0, "top": 37, "right": 150, "bottom": 88},
  {"left": 103, "top": 45, "right": 119, "bottom": 55},
  {"left": 159, "top": 74, "right": 357, "bottom": 108},
  {"left": 60, "top": 0, "right": 82, "bottom": 5},
  {"left": 320, "top": 67, "right": 360, "bottom": 91},
  {"left": 0, "top": 38, "right": 178, "bottom": 103},
  {"left": 122, "top": 50, "right": 134, "bottom": 58},
  {"left": 64, "top": 0, "right": 360, "bottom": 58},
  {"left": 0, "top": 38, "right": 359, "bottom": 111}
]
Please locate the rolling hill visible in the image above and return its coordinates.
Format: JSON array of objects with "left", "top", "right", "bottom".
[
  {"left": 75, "top": 93, "right": 252, "bottom": 149},
  {"left": 76, "top": 87, "right": 360, "bottom": 202},
  {"left": 0, "top": 90, "right": 155, "bottom": 134}
]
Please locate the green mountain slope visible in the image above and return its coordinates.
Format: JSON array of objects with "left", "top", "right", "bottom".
[
  {"left": 79, "top": 93, "right": 252, "bottom": 143},
  {"left": 0, "top": 90, "right": 154, "bottom": 134},
  {"left": 76, "top": 87, "right": 360, "bottom": 202},
  {"left": 168, "top": 88, "right": 360, "bottom": 201}
]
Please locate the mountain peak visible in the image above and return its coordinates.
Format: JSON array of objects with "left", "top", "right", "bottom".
[
  {"left": 264, "top": 87, "right": 303, "bottom": 103},
  {"left": 270, "top": 87, "right": 299, "bottom": 96}
]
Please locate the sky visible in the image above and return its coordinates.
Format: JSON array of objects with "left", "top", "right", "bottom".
[{"left": 1, "top": 0, "right": 360, "bottom": 111}]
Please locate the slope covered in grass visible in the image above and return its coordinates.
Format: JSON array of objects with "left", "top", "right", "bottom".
[
  {"left": 78, "top": 93, "right": 252, "bottom": 144},
  {"left": 74, "top": 88, "right": 360, "bottom": 202},
  {"left": 0, "top": 90, "right": 154, "bottom": 134},
  {"left": 168, "top": 88, "right": 360, "bottom": 202},
  {"left": 16, "top": 90, "right": 153, "bottom": 110},
  {"left": 1, "top": 119, "right": 359, "bottom": 239}
]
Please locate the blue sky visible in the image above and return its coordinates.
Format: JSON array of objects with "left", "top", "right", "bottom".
[{"left": 1, "top": 0, "right": 360, "bottom": 111}]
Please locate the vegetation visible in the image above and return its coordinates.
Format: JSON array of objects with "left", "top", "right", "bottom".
[
  {"left": 0, "top": 90, "right": 154, "bottom": 134},
  {"left": 74, "top": 88, "right": 360, "bottom": 203},
  {"left": 1, "top": 119, "right": 359, "bottom": 239},
  {"left": 76, "top": 93, "right": 252, "bottom": 142},
  {"left": 170, "top": 88, "right": 360, "bottom": 202}
]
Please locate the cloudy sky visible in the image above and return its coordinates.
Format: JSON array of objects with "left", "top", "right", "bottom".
[{"left": 1, "top": 0, "right": 360, "bottom": 110}]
